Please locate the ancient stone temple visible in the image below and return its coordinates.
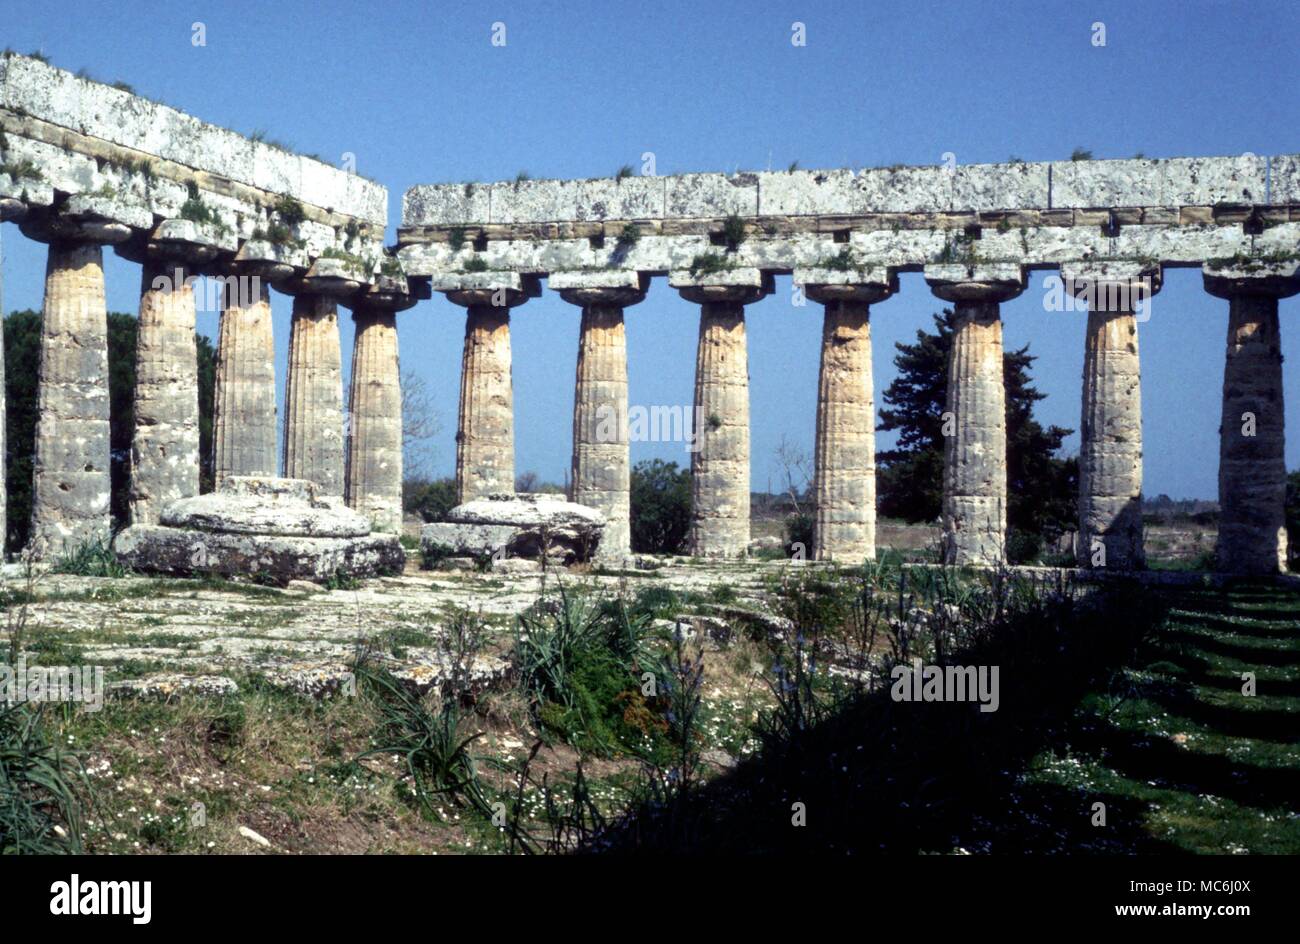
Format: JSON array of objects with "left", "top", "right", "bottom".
[
  {"left": 398, "top": 155, "right": 1300, "bottom": 574},
  {"left": 2, "top": 52, "right": 1299, "bottom": 575},
  {"left": 0, "top": 53, "right": 406, "bottom": 574}
]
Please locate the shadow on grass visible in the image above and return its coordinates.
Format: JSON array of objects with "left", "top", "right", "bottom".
[
  {"left": 1166, "top": 612, "right": 1300, "bottom": 638},
  {"left": 1066, "top": 721, "right": 1300, "bottom": 812},
  {"left": 1130, "top": 677, "right": 1298, "bottom": 744},
  {"left": 581, "top": 585, "right": 1184, "bottom": 854},
  {"left": 1160, "top": 629, "right": 1300, "bottom": 667},
  {"left": 1140, "top": 648, "right": 1300, "bottom": 698}
]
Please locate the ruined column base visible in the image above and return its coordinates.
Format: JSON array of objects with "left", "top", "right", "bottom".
[{"left": 114, "top": 477, "right": 404, "bottom": 584}]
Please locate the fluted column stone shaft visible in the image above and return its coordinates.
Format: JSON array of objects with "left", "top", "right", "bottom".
[
  {"left": 456, "top": 304, "right": 515, "bottom": 503},
  {"left": 212, "top": 277, "right": 276, "bottom": 478},
  {"left": 284, "top": 294, "right": 345, "bottom": 494},
  {"left": 943, "top": 301, "right": 1006, "bottom": 564},
  {"left": 803, "top": 275, "right": 894, "bottom": 563},
  {"left": 926, "top": 266, "right": 1025, "bottom": 566},
  {"left": 566, "top": 291, "right": 640, "bottom": 562},
  {"left": 1065, "top": 264, "right": 1159, "bottom": 570},
  {"left": 1204, "top": 263, "right": 1298, "bottom": 574},
  {"left": 129, "top": 261, "right": 200, "bottom": 524},
  {"left": 345, "top": 306, "right": 403, "bottom": 533},
  {"left": 1078, "top": 310, "right": 1144, "bottom": 567},
  {"left": 690, "top": 301, "right": 751, "bottom": 558},
  {"left": 29, "top": 241, "right": 112, "bottom": 556},
  {"left": 1216, "top": 295, "right": 1285, "bottom": 572}
]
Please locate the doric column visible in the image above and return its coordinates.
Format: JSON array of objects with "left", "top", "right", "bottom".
[
  {"left": 671, "top": 269, "right": 772, "bottom": 559},
  {"left": 129, "top": 260, "right": 200, "bottom": 524},
  {"left": 283, "top": 294, "right": 345, "bottom": 494},
  {"left": 1062, "top": 262, "right": 1160, "bottom": 570},
  {"left": 26, "top": 239, "right": 115, "bottom": 556},
  {"left": 435, "top": 276, "right": 535, "bottom": 504},
  {"left": 344, "top": 282, "right": 416, "bottom": 534},
  {"left": 553, "top": 272, "right": 648, "bottom": 563},
  {"left": 1204, "top": 261, "right": 1299, "bottom": 574},
  {"left": 212, "top": 272, "right": 277, "bottom": 478},
  {"left": 925, "top": 264, "right": 1026, "bottom": 566},
  {"left": 800, "top": 268, "right": 897, "bottom": 563}
]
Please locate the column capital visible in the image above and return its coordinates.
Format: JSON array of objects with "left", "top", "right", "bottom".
[
  {"left": 117, "top": 219, "right": 226, "bottom": 267},
  {"left": 550, "top": 269, "right": 649, "bottom": 308},
  {"left": 924, "top": 262, "right": 1026, "bottom": 304},
  {"left": 1202, "top": 259, "right": 1300, "bottom": 300},
  {"left": 0, "top": 197, "right": 26, "bottom": 222},
  {"left": 1060, "top": 260, "right": 1162, "bottom": 311},
  {"left": 669, "top": 267, "right": 773, "bottom": 305},
  {"left": 232, "top": 241, "right": 299, "bottom": 282},
  {"left": 432, "top": 270, "right": 540, "bottom": 309},
  {"left": 18, "top": 195, "right": 148, "bottom": 245},
  {"left": 796, "top": 265, "right": 897, "bottom": 305}
]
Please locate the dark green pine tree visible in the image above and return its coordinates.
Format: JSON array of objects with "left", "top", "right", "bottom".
[{"left": 877, "top": 309, "right": 1078, "bottom": 562}]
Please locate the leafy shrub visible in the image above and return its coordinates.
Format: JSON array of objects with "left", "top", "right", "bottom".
[
  {"left": 783, "top": 511, "right": 814, "bottom": 558},
  {"left": 629, "top": 459, "right": 691, "bottom": 555},
  {"left": 404, "top": 477, "right": 458, "bottom": 523},
  {"left": 1005, "top": 528, "right": 1042, "bottom": 565},
  {"left": 515, "top": 586, "right": 664, "bottom": 757}
]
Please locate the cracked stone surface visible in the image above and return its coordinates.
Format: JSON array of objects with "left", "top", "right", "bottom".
[
  {"left": 568, "top": 296, "right": 635, "bottom": 562},
  {"left": 4, "top": 557, "right": 785, "bottom": 702},
  {"left": 809, "top": 295, "right": 879, "bottom": 563},
  {"left": 345, "top": 306, "right": 402, "bottom": 533},
  {"left": 213, "top": 278, "right": 277, "bottom": 479},
  {"left": 130, "top": 261, "right": 200, "bottom": 525},
  {"left": 425, "top": 493, "right": 606, "bottom": 563},
  {"left": 284, "top": 294, "right": 345, "bottom": 496},
  {"left": 688, "top": 294, "right": 760, "bottom": 558},
  {"left": 29, "top": 240, "right": 112, "bottom": 558},
  {"left": 941, "top": 300, "right": 1008, "bottom": 565},
  {"left": 455, "top": 305, "right": 515, "bottom": 503},
  {"left": 116, "top": 476, "right": 402, "bottom": 582},
  {"left": 1213, "top": 295, "right": 1288, "bottom": 574}
]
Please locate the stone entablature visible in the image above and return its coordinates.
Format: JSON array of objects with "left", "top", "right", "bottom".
[
  {"left": 396, "top": 155, "right": 1300, "bottom": 278},
  {"left": 0, "top": 53, "right": 397, "bottom": 286}
]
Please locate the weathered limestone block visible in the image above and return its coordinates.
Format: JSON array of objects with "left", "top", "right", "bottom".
[
  {"left": 114, "top": 525, "right": 403, "bottom": 583},
  {"left": 345, "top": 305, "right": 403, "bottom": 533},
  {"left": 284, "top": 294, "right": 345, "bottom": 495},
  {"left": 159, "top": 481, "right": 370, "bottom": 538},
  {"left": 1064, "top": 262, "right": 1159, "bottom": 570},
  {"left": 420, "top": 522, "right": 520, "bottom": 560},
  {"left": 432, "top": 493, "right": 606, "bottom": 563},
  {"left": 804, "top": 276, "right": 895, "bottom": 563},
  {"left": 115, "top": 475, "right": 403, "bottom": 583},
  {"left": 1204, "top": 261, "right": 1299, "bottom": 574},
  {"left": 677, "top": 276, "right": 769, "bottom": 558},
  {"left": 558, "top": 276, "right": 646, "bottom": 563},
  {"left": 455, "top": 302, "right": 518, "bottom": 503},
  {"left": 29, "top": 241, "right": 112, "bottom": 557},
  {"left": 926, "top": 265, "right": 1025, "bottom": 565},
  {"left": 129, "top": 261, "right": 200, "bottom": 525},
  {"left": 213, "top": 277, "right": 277, "bottom": 479}
]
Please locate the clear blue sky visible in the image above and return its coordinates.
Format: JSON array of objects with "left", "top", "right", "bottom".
[{"left": 2, "top": 0, "right": 1298, "bottom": 499}]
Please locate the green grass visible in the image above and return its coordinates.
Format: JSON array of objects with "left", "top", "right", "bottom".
[{"left": 996, "top": 582, "right": 1300, "bottom": 853}]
